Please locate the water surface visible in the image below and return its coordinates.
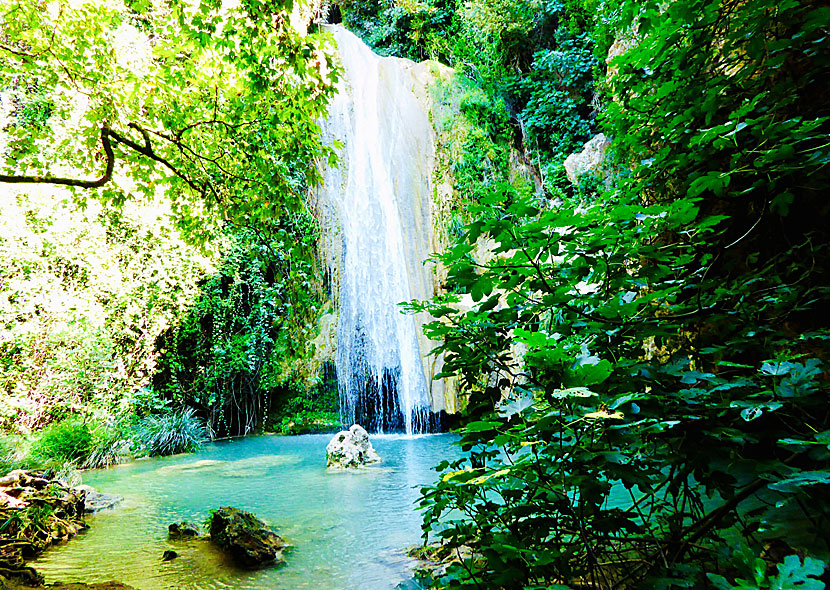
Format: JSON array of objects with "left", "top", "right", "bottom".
[{"left": 34, "top": 433, "right": 459, "bottom": 590}]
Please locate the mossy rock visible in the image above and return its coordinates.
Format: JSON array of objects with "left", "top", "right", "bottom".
[
  {"left": 208, "top": 507, "right": 286, "bottom": 568},
  {"left": 167, "top": 521, "right": 201, "bottom": 540}
]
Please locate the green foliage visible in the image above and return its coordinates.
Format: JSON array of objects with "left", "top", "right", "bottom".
[
  {"left": 154, "top": 217, "right": 324, "bottom": 436},
  {"left": 0, "top": 1, "right": 337, "bottom": 462},
  {"left": 132, "top": 407, "right": 207, "bottom": 457},
  {"left": 269, "top": 364, "right": 339, "bottom": 434},
  {"left": 0, "top": 503, "right": 55, "bottom": 539},
  {"left": 338, "top": 0, "right": 598, "bottom": 193},
  {"left": 412, "top": 0, "right": 830, "bottom": 587},
  {"left": 0, "top": 189, "right": 214, "bottom": 432},
  {"left": 0, "top": 0, "right": 339, "bottom": 243},
  {"left": 507, "top": 30, "right": 597, "bottom": 174},
  {"left": 707, "top": 554, "right": 826, "bottom": 590},
  {"left": 0, "top": 436, "right": 20, "bottom": 474},
  {"left": 83, "top": 422, "right": 134, "bottom": 469},
  {"left": 337, "top": 0, "right": 459, "bottom": 61},
  {"left": 28, "top": 418, "right": 93, "bottom": 466},
  {"left": 431, "top": 76, "right": 513, "bottom": 231}
]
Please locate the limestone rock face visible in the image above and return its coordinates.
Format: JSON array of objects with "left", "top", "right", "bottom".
[
  {"left": 326, "top": 424, "right": 381, "bottom": 469},
  {"left": 563, "top": 133, "right": 612, "bottom": 185},
  {"left": 208, "top": 506, "right": 286, "bottom": 568}
]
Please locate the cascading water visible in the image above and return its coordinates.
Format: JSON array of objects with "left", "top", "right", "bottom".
[{"left": 317, "top": 26, "right": 440, "bottom": 435}]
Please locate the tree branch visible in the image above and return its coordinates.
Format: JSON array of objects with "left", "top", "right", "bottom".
[
  {"left": 109, "top": 123, "right": 205, "bottom": 195},
  {"left": 0, "top": 124, "right": 114, "bottom": 188},
  {"left": 0, "top": 122, "right": 209, "bottom": 198}
]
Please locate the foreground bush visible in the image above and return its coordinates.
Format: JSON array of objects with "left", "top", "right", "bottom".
[
  {"left": 133, "top": 408, "right": 208, "bottom": 457},
  {"left": 0, "top": 436, "right": 20, "bottom": 474},
  {"left": 83, "top": 423, "right": 135, "bottom": 469},
  {"left": 28, "top": 418, "right": 92, "bottom": 467}
]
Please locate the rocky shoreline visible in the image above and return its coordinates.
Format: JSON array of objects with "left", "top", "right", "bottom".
[
  {"left": 0, "top": 468, "right": 290, "bottom": 589},
  {"left": 0, "top": 470, "right": 124, "bottom": 589}
]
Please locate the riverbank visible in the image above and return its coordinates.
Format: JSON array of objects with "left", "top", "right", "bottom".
[
  {"left": 0, "top": 580, "right": 134, "bottom": 590},
  {"left": 0, "top": 470, "right": 130, "bottom": 590}
]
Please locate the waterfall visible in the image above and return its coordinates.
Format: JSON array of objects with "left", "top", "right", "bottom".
[{"left": 316, "top": 26, "right": 440, "bottom": 435}]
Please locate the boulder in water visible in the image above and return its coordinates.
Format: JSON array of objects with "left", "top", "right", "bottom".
[
  {"left": 325, "top": 424, "right": 381, "bottom": 469},
  {"left": 0, "top": 470, "right": 87, "bottom": 578},
  {"left": 74, "top": 484, "right": 123, "bottom": 513},
  {"left": 208, "top": 506, "right": 286, "bottom": 568},
  {"left": 168, "top": 521, "right": 202, "bottom": 540}
]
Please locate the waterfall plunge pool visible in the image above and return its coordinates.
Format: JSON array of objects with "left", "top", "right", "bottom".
[{"left": 33, "top": 433, "right": 461, "bottom": 590}]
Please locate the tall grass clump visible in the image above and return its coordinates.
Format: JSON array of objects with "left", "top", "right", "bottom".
[
  {"left": 133, "top": 407, "right": 207, "bottom": 457},
  {"left": 83, "top": 423, "right": 134, "bottom": 469},
  {"left": 0, "top": 435, "right": 21, "bottom": 474},
  {"left": 28, "top": 418, "right": 93, "bottom": 467}
]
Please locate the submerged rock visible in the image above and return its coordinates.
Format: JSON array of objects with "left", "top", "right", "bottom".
[
  {"left": 407, "top": 543, "right": 476, "bottom": 579},
  {"left": 74, "top": 485, "right": 123, "bottom": 514},
  {"left": 168, "top": 521, "right": 202, "bottom": 540},
  {"left": 158, "top": 459, "right": 225, "bottom": 473},
  {"left": 59, "top": 584, "right": 137, "bottom": 589},
  {"left": 208, "top": 506, "right": 286, "bottom": 568},
  {"left": 0, "top": 565, "right": 43, "bottom": 586},
  {"left": 326, "top": 424, "right": 381, "bottom": 469}
]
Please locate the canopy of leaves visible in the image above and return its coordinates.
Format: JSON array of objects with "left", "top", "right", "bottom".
[
  {"left": 0, "top": 0, "right": 338, "bottom": 243},
  {"left": 0, "top": 0, "right": 339, "bottom": 450},
  {"left": 0, "top": 188, "right": 213, "bottom": 431}
]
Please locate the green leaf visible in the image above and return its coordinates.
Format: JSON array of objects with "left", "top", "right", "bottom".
[
  {"left": 771, "top": 555, "right": 826, "bottom": 590},
  {"left": 498, "top": 393, "right": 535, "bottom": 418},
  {"left": 464, "top": 421, "right": 503, "bottom": 433},
  {"left": 565, "top": 359, "right": 613, "bottom": 387},
  {"left": 768, "top": 471, "right": 830, "bottom": 493},
  {"left": 706, "top": 574, "right": 738, "bottom": 590}
]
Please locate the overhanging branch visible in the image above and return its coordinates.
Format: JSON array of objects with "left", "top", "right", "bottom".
[
  {"left": 0, "top": 122, "right": 207, "bottom": 197},
  {"left": 0, "top": 124, "right": 114, "bottom": 188}
]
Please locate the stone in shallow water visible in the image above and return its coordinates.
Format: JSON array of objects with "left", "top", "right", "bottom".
[
  {"left": 74, "top": 484, "right": 123, "bottom": 514},
  {"left": 208, "top": 506, "right": 286, "bottom": 568},
  {"left": 325, "top": 424, "right": 381, "bottom": 469},
  {"left": 158, "top": 459, "right": 226, "bottom": 473},
  {"left": 168, "top": 521, "right": 202, "bottom": 540}
]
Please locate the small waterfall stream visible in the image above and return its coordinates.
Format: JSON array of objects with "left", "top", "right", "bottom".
[{"left": 317, "top": 26, "right": 439, "bottom": 435}]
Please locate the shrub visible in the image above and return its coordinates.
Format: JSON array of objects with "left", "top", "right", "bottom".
[
  {"left": 83, "top": 423, "right": 134, "bottom": 469},
  {"left": 133, "top": 408, "right": 208, "bottom": 457},
  {"left": 28, "top": 418, "right": 93, "bottom": 467},
  {"left": 0, "top": 436, "right": 21, "bottom": 474}
]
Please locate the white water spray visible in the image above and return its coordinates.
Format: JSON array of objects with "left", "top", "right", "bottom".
[{"left": 317, "top": 26, "right": 438, "bottom": 435}]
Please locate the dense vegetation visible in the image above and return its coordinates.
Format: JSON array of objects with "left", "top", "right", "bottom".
[
  {"left": 2, "top": 0, "right": 829, "bottom": 588},
  {"left": 0, "top": 0, "right": 337, "bottom": 468},
  {"left": 337, "top": 0, "right": 830, "bottom": 588},
  {"left": 154, "top": 220, "right": 337, "bottom": 437}
]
